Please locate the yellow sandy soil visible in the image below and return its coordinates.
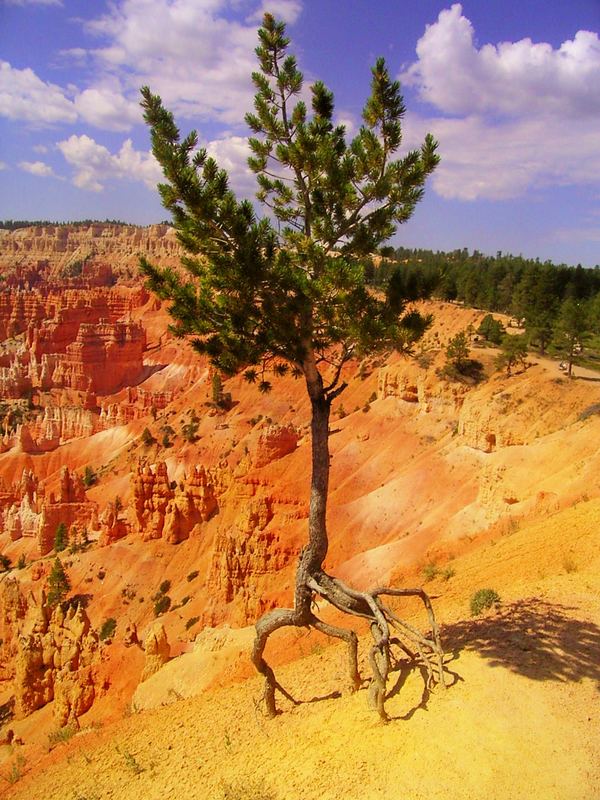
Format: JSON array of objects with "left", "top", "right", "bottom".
[{"left": 3, "top": 500, "right": 599, "bottom": 800}]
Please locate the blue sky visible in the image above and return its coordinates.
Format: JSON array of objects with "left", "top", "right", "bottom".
[{"left": 1, "top": 0, "right": 599, "bottom": 266}]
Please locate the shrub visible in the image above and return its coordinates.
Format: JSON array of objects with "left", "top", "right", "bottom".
[
  {"left": 422, "top": 562, "right": 439, "bottom": 581},
  {"left": 477, "top": 314, "right": 505, "bottom": 345},
  {"left": 187, "top": 570, "right": 199, "bottom": 582},
  {"left": 99, "top": 617, "right": 117, "bottom": 641},
  {"left": 17, "top": 554, "right": 26, "bottom": 570},
  {"left": 141, "top": 427, "right": 155, "bottom": 446},
  {"left": 0, "top": 554, "right": 11, "bottom": 571},
  {"left": 185, "top": 616, "right": 200, "bottom": 630},
  {"left": 470, "top": 588, "right": 500, "bottom": 616},
  {"left": 83, "top": 466, "right": 97, "bottom": 488},
  {"left": 48, "top": 724, "right": 77, "bottom": 747},
  {"left": 154, "top": 594, "right": 171, "bottom": 616},
  {"left": 159, "top": 579, "right": 171, "bottom": 595}
]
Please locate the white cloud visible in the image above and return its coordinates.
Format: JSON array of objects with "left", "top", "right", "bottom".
[
  {"left": 4, "top": 0, "right": 63, "bottom": 6},
  {"left": 0, "top": 61, "right": 76, "bottom": 125},
  {"left": 402, "top": 4, "right": 600, "bottom": 118},
  {"left": 57, "top": 134, "right": 162, "bottom": 192},
  {"left": 83, "top": 0, "right": 280, "bottom": 124},
  {"left": 0, "top": 162, "right": 7, "bottom": 170},
  {"left": 420, "top": 114, "right": 600, "bottom": 201},
  {"left": 205, "top": 135, "right": 254, "bottom": 197},
  {"left": 18, "top": 160, "right": 57, "bottom": 177},
  {"left": 33, "top": 144, "right": 48, "bottom": 153},
  {"left": 74, "top": 87, "right": 141, "bottom": 131},
  {"left": 247, "top": 0, "right": 302, "bottom": 24},
  {"left": 400, "top": 5, "right": 600, "bottom": 201}
]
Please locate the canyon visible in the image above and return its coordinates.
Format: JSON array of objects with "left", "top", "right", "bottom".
[{"left": 0, "top": 225, "right": 598, "bottom": 798}]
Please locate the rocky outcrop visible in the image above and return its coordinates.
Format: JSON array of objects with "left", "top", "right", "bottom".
[
  {"left": 1, "top": 467, "right": 97, "bottom": 556},
  {"left": 140, "top": 622, "right": 170, "bottom": 682},
  {"left": 98, "top": 502, "right": 128, "bottom": 547},
  {"left": 0, "top": 578, "right": 28, "bottom": 682},
  {"left": 208, "top": 493, "right": 297, "bottom": 623},
  {"left": 14, "top": 600, "right": 99, "bottom": 725},
  {"left": 253, "top": 424, "right": 299, "bottom": 468},
  {"left": 50, "top": 320, "right": 146, "bottom": 395},
  {"left": 132, "top": 461, "right": 218, "bottom": 543}
]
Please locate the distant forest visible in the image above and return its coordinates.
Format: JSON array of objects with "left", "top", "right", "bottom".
[
  {"left": 0, "top": 219, "right": 140, "bottom": 230},
  {"left": 372, "top": 246, "right": 600, "bottom": 361}
]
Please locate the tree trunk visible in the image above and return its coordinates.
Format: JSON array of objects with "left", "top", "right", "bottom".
[
  {"left": 251, "top": 357, "right": 445, "bottom": 719},
  {"left": 294, "top": 379, "right": 331, "bottom": 618}
]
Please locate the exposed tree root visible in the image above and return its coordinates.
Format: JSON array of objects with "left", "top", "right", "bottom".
[{"left": 252, "top": 570, "right": 445, "bottom": 721}]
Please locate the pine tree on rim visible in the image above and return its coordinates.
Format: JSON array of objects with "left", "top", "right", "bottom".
[{"left": 140, "top": 13, "right": 445, "bottom": 720}]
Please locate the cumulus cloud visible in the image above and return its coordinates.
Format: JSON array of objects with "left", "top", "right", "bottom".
[
  {"left": 402, "top": 3, "right": 600, "bottom": 118},
  {"left": 400, "top": 5, "right": 600, "bottom": 201},
  {"left": 55, "top": 131, "right": 257, "bottom": 199},
  {"left": 0, "top": 61, "right": 76, "bottom": 125},
  {"left": 415, "top": 114, "right": 600, "bottom": 201},
  {"left": 205, "top": 135, "right": 254, "bottom": 197},
  {"left": 83, "top": 0, "right": 281, "bottom": 124},
  {"left": 18, "top": 160, "right": 57, "bottom": 177},
  {"left": 57, "top": 134, "right": 162, "bottom": 192},
  {"left": 247, "top": 0, "right": 302, "bottom": 24},
  {"left": 74, "top": 87, "right": 141, "bottom": 131}
]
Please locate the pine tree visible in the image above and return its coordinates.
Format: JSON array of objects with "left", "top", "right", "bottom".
[
  {"left": 553, "top": 298, "right": 589, "bottom": 377},
  {"left": 140, "top": 14, "right": 444, "bottom": 720},
  {"left": 47, "top": 557, "right": 70, "bottom": 607},
  {"left": 496, "top": 334, "right": 528, "bottom": 375},
  {"left": 54, "top": 522, "right": 68, "bottom": 553}
]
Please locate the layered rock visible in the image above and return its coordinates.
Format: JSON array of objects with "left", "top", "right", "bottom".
[
  {"left": 0, "top": 224, "right": 181, "bottom": 286},
  {"left": 132, "top": 461, "right": 218, "bottom": 543},
  {"left": 14, "top": 599, "right": 99, "bottom": 725},
  {"left": 50, "top": 320, "right": 146, "bottom": 394},
  {"left": 1, "top": 467, "right": 97, "bottom": 556},
  {"left": 140, "top": 623, "right": 170, "bottom": 683},
  {"left": 207, "top": 490, "right": 298, "bottom": 624},
  {"left": 253, "top": 423, "right": 299, "bottom": 468}
]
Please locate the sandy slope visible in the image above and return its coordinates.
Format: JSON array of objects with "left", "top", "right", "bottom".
[{"left": 3, "top": 500, "right": 599, "bottom": 800}]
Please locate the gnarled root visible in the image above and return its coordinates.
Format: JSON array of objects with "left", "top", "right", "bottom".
[{"left": 252, "top": 571, "right": 445, "bottom": 721}]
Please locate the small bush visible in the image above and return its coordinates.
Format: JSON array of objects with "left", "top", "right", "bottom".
[
  {"left": 141, "top": 427, "right": 155, "bottom": 447},
  {"left": 154, "top": 594, "right": 171, "bottom": 616},
  {"left": 0, "top": 554, "right": 11, "bottom": 571},
  {"left": 470, "top": 588, "right": 500, "bottom": 616},
  {"left": 83, "top": 466, "right": 97, "bottom": 488},
  {"left": 48, "top": 724, "right": 77, "bottom": 747},
  {"left": 17, "top": 554, "right": 26, "bottom": 570},
  {"left": 187, "top": 570, "right": 199, "bottom": 582},
  {"left": 99, "top": 617, "right": 117, "bottom": 641},
  {"left": 422, "top": 562, "right": 439, "bottom": 581},
  {"left": 440, "top": 566, "right": 455, "bottom": 581},
  {"left": 159, "top": 579, "right": 171, "bottom": 595},
  {"left": 185, "top": 616, "right": 200, "bottom": 630}
]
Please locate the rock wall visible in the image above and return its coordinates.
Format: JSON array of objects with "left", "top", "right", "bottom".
[{"left": 0, "top": 224, "right": 182, "bottom": 286}]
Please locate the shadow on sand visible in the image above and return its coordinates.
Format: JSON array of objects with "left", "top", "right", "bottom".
[{"left": 441, "top": 597, "right": 600, "bottom": 687}]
